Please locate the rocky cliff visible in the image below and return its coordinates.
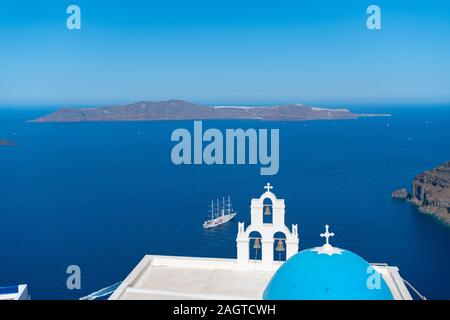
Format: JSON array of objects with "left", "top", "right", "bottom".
[{"left": 393, "top": 161, "right": 450, "bottom": 224}]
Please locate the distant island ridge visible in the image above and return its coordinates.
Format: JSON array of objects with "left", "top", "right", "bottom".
[{"left": 29, "top": 100, "right": 390, "bottom": 123}]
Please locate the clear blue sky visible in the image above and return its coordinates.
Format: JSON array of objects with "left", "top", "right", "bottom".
[{"left": 1, "top": 0, "right": 450, "bottom": 107}]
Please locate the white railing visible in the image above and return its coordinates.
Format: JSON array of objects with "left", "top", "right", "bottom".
[
  {"left": 402, "top": 279, "right": 427, "bottom": 300},
  {"left": 79, "top": 282, "right": 122, "bottom": 300}
]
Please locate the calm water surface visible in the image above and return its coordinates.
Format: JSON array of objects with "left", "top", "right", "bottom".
[{"left": 0, "top": 106, "right": 449, "bottom": 299}]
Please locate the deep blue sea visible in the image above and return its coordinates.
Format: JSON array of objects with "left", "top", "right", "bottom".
[{"left": 1, "top": 106, "right": 450, "bottom": 300}]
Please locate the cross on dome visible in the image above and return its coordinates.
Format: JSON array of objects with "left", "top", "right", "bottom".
[
  {"left": 264, "top": 183, "right": 273, "bottom": 192},
  {"left": 312, "top": 224, "right": 343, "bottom": 256},
  {"left": 320, "top": 224, "right": 334, "bottom": 246}
]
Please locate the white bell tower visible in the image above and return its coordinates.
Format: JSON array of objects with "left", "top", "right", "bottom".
[{"left": 236, "top": 183, "right": 299, "bottom": 270}]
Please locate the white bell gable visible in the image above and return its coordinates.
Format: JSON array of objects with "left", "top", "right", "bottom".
[{"left": 236, "top": 183, "right": 299, "bottom": 270}]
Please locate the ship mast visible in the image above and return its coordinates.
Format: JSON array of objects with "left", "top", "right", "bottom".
[
  {"left": 216, "top": 199, "right": 220, "bottom": 218},
  {"left": 228, "top": 195, "right": 232, "bottom": 214},
  {"left": 210, "top": 200, "right": 214, "bottom": 220},
  {"left": 222, "top": 197, "right": 225, "bottom": 216}
]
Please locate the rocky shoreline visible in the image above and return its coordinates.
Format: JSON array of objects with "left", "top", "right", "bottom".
[{"left": 393, "top": 161, "right": 450, "bottom": 225}]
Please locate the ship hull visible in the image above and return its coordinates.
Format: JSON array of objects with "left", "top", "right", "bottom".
[{"left": 203, "top": 213, "right": 237, "bottom": 229}]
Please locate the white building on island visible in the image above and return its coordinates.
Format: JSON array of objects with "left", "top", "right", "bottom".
[{"left": 109, "top": 184, "right": 420, "bottom": 300}]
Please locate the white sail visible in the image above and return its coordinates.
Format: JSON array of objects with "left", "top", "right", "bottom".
[{"left": 203, "top": 196, "right": 237, "bottom": 229}]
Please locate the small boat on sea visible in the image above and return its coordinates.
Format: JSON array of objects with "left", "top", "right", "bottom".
[{"left": 203, "top": 196, "right": 237, "bottom": 229}]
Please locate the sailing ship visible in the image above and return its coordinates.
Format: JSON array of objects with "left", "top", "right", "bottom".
[{"left": 203, "top": 196, "right": 237, "bottom": 229}]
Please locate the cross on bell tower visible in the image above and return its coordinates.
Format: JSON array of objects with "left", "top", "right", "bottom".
[{"left": 264, "top": 183, "right": 273, "bottom": 193}]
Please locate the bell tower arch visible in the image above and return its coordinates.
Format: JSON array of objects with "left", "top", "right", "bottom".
[{"left": 236, "top": 183, "right": 299, "bottom": 270}]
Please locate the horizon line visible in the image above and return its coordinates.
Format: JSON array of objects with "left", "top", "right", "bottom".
[{"left": 1, "top": 100, "right": 450, "bottom": 109}]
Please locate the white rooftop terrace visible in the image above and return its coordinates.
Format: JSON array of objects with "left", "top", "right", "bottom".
[
  {"left": 0, "top": 285, "right": 30, "bottom": 300},
  {"left": 109, "top": 255, "right": 413, "bottom": 300},
  {"left": 110, "top": 255, "right": 276, "bottom": 300}
]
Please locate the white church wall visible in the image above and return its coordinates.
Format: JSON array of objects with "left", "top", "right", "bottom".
[{"left": 236, "top": 183, "right": 299, "bottom": 270}]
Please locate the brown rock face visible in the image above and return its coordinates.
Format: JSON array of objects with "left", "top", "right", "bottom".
[
  {"left": 409, "top": 161, "right": 450, "bottom": 224},
  {"left": 392, "top": 188, "right": 409, "bottom": 200}
]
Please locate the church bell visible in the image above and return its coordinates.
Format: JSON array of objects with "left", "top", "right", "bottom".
[
  {"left": 275, "top": 239, "right": 285, "bottom": 252},
  {"left": 253, "top": 238, "right": 261, "bottom": 249}
]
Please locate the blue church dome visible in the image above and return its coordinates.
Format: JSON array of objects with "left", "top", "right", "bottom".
[{"left": 263, "top": 247, "right": 394, "bottom": 300}]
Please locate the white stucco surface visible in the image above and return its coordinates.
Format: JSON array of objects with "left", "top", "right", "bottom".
[
  {"left": 109, "top": 255, "right": 279, "bottom": 300},
  {"left": 0, "top": 285, "right": 29, "bottom": 300}
]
